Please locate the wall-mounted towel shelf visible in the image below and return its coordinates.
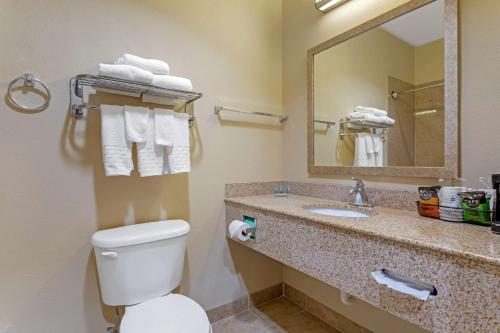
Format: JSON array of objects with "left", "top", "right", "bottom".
[
  {"left": 338, "top": 118, "right": 390, "bottom": 142},
  {"left": 214, "top": 105, "right": 288, "bottom": 123},
  {"left": 69, "top": 74, "right": 203, "bottom": 123}
]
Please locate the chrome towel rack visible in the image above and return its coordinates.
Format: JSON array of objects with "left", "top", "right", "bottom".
[
  {"left": 69, "top": 74, "right": 202, "bottom": 124},
  {"left": 8, "top": 73, "right": 51, "bottom": 111},
  {"left": 214, "top": 105, "right": 288, "bottom": 123},
  {"left": 339, "top": 118, "right": 389, "bottom": 142}
]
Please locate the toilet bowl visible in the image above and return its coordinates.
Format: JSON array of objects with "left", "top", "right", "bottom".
[{"left": 91, "top": 220, "right": 212, "bottom": 333}]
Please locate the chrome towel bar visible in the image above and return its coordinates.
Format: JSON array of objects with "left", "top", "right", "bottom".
[{"left": 214, "top": 105, "right": 288, "bottom": 123}]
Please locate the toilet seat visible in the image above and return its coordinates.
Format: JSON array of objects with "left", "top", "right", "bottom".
[{"left": 120, "top": 294, "right": 212, "bottom": 333}]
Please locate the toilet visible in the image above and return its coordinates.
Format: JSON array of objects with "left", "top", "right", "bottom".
[{"left": 91, "top": 220, "right": 212, "bottom": 333}]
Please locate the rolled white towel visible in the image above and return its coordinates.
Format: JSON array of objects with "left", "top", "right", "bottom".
[
  {"left": 152, "top": 75, "right": 193, "bottom": 91},
  {"left": 115, "top": 53, "right": 170, "bottom": 75},
  {"left": 355, "top": 106, "right": 387, "bottom": 117},
  {"left": 98, "top": 64, "right": 154, "bottom": 84}
]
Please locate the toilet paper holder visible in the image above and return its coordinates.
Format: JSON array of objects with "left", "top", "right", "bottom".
[{"left": 242, "top": 227, "right": 256, "bottom": 236}]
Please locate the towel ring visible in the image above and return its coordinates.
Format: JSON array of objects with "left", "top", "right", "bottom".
[{"left": 7, "top": 73, "right": 51, "bottom": 111}]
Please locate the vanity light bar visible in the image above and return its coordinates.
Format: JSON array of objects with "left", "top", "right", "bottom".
[{"left": 315, "top": 0, "right": 350, "bottom": 13}]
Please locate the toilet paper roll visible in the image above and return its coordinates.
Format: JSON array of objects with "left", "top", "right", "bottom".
[{"left": 228, "top": 220, "right": 251, "bottom": 241}]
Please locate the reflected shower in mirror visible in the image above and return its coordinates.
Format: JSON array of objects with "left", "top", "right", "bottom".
[{"left": 313, "top": 0, "right": 445, "bottom": 168}]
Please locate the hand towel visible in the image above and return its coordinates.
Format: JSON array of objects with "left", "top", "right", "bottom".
[
  {"left": 354, "top": 106, "right": 388, "bottom": 117},
  {"left": 354, "top": 133, "right": 376, "bottom": 167},
  {"left": 124, "top": 106, "right": 149, "bottom": 143},
  {"left": 152, "top": 75, "right": 193, "bottom": 91},
  {"left": 154, "top": 109, "right": 175, "bottom": 146},
  {"left": 100, "top": 105, "right": 133, "bottom": 176},
  {"left": 98, "top": 64, "right": 154, "bottom": 84},
  {"left": 115, "top": 53, "right": 170, "bottom": 75},
  {"left": 137, "top": 110, "right": 164, "bottom": 177},
  {"left": 165, "top": 112, "right": 190, "bottom": 174},
  {"left": 154, "top": 109, "right": 191, "bottom": 174},
  {"left": 372, "top": 133, "right": 384, "bottom": 167}
]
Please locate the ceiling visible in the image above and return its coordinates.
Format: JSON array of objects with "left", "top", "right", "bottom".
[{"left": 380, "top": 0, "right": 444, "bottom": 47}]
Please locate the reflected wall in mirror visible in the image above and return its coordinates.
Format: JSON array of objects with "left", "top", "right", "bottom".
[{"left": 308, "top": 0, "right": 458, "bottom": 178}]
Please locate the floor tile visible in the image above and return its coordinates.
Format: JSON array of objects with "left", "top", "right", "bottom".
[
  {"left": 281, "top": 312, "right": 341, "bottom": 333},
  {"left": 211, "top": 311, "right": 274, "bottom": 333},
  {"left": 251, "top": 297, "right": 304, "bottom": 326}
]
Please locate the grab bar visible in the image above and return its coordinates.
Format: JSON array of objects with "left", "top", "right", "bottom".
[{"left": 214, "top": 105, "right": 288, "bottom": 123}]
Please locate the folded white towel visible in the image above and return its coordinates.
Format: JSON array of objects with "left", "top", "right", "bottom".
[
  {"left": 154, "top": 109, "right": 175, "bottom": 146},
  {"left": 124, "top": 106, "right": 149, "bottom": 143},
  {"left": 137, "top": 110, "right": 164, "bottom": 177},
  {"left": 115, "top": 53, "right": 170, "bottom": 75},
  {"left": 355, "top": 106, "right": 387, "bottom": 117},
  {"left": 100, "top": 105, "right": 133, "bottom": 176},
  {"left": 365, "top": 133, "right": 375, "bottom": 154},
  {"left": 347, "top": 113, "right": 395, "bottom": 127},
  {"left": 152, "top": 75, "right": 193, "bottom": 91},
  {"left": 98, "top": 64, "right": 154, "bottom": 84}
]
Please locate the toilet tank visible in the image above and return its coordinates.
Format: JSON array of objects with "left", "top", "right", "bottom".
[{"left": 91, "top": 220, "right": 190, "bottom": 306}]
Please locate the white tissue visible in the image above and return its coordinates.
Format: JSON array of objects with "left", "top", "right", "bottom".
[
  {"left": 371, "top": 270, "right": 435, "bottom": 301},
  {"left": 228, "top": 220, "right": 251, "bottom": 241}
]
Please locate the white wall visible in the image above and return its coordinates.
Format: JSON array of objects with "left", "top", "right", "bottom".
[{"left": 0, "top": 1, "right": 283, "bottom": 332}]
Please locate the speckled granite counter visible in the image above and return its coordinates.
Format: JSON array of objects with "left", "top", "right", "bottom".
[{"left": 225, "top": 194, "right": 500, "bottom": 333}]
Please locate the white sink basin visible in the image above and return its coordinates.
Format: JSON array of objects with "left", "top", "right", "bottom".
[{"left": 306, "top": 207, "right": 372, "bottom": 218}]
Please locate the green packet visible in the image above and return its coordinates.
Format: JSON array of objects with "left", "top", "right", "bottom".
[{"left": 458, "top": 191, "right": 492, "bottom": 226}]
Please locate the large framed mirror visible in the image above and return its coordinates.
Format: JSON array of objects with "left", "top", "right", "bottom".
[{"left": 307, "top": 0, "right": 458, "bottom": 178}]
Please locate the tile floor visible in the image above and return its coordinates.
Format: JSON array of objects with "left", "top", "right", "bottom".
[{"left": 212, "top": 297, "right": 340, "bottom": 333}]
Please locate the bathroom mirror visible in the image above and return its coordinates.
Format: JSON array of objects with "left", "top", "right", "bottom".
[{"left": 308, "top": 0, "right": 458, "bottom": 178}]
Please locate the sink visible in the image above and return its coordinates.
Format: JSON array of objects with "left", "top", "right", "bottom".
[{"left": 306, "top": 207, "right": 372, "bottom": 218}]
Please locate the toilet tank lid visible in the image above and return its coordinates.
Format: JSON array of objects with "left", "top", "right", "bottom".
[{"left": 91, "top": 220, "right": 190, "bottom": 248}]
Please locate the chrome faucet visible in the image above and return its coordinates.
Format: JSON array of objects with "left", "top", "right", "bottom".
[{"left": 350, "top": 177, "right": 373, "bottom": 207}]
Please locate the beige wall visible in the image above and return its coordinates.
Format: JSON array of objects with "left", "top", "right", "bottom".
[
  {"left": 414, "top": 39, "right": 445, "bottom": 84},
  {"left": 283, "top": 0, "right": 500, "bottom": 332},
  {"left": 0, "top": 1, "right": 283, "bottom": 332}
]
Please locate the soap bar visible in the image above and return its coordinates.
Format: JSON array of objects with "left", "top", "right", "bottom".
[{"left": 418, "top": 186, "right": 440, "bottom": 218}]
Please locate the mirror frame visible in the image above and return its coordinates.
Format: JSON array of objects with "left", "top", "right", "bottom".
[{"left": 307, "top": 0, "right": 458, "bottom": 178}]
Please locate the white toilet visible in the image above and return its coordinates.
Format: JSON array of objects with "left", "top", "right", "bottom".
[{"left": 91, "top": 220, "right": 212, "bottom": 333}]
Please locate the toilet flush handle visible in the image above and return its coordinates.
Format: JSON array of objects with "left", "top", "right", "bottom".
[{"left": 101, "top": 251, "right": 118, "bottom": 259}]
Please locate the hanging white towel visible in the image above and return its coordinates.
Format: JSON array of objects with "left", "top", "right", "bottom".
[
  {"left": 152, "top": 75, "right": 193, "bottom": 91},
  {"left": 154, "top": 109, "right": 175, "bottom": 146},
  {"left": 114, "top": 53, "right": 170, "bottom": 75},
  {"left": 372, "top": 133, "right": 384, "bottom": 167},
  {"left": 137, "top": 110, "right": 164, "bottom": 177},
  {"left": 124, "top": 106, "right": 149, "bottom": 143},
  {"left": 154, "top": 109, "right": 191, "bottom": 174},
  {"left": 98, "top": 64, "right": 154, "bottom": 84},
  {"left": 165, "top": 112, "right": 190, "bottom": 174},
  {"left": 354, "top": 133, "right": 376, "bottom": 167},
  {"left": 100, "top": 105, "right": 133, "bottom": 176}
]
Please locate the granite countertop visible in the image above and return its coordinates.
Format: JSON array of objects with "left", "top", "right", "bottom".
[{"left": 225, "top": 194, "right": 500, "bottom": 266}]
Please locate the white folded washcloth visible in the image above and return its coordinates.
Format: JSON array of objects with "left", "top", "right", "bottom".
[
  {"left": 372, "top": 134, "right": 384, "bottom": 167},
  {"left": 100, "top": 105, "right": 133, "bottom": 176},
  {"left": 152, "top": 75, "right": 193, "bottom": 91},
  {"left": 98, "top": 64, "right": 154, "bottom": 84},
  {"left": 137, "top": 110, "right": 164, "bottom": 177},
  {"left": 124, "top": 106, "right": 149, "bottom": 143},
  {"left": 355, "top": 106, "right": 388, "bottom": 117},
  {"left": 115, "top": 53, "right": 170, "bottom": 75},
  {"left": 154, "top": 109, "right": 191, "bottom": 174}
]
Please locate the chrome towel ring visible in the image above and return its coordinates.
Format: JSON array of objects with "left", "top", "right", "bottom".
[{"left": 7, "top": 73, "right": 51, "bottom": 111}]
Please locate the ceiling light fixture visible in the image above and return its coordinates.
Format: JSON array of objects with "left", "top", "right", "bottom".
[{"left": 315, "top": 0, "right": 350, "bottom": 13}]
